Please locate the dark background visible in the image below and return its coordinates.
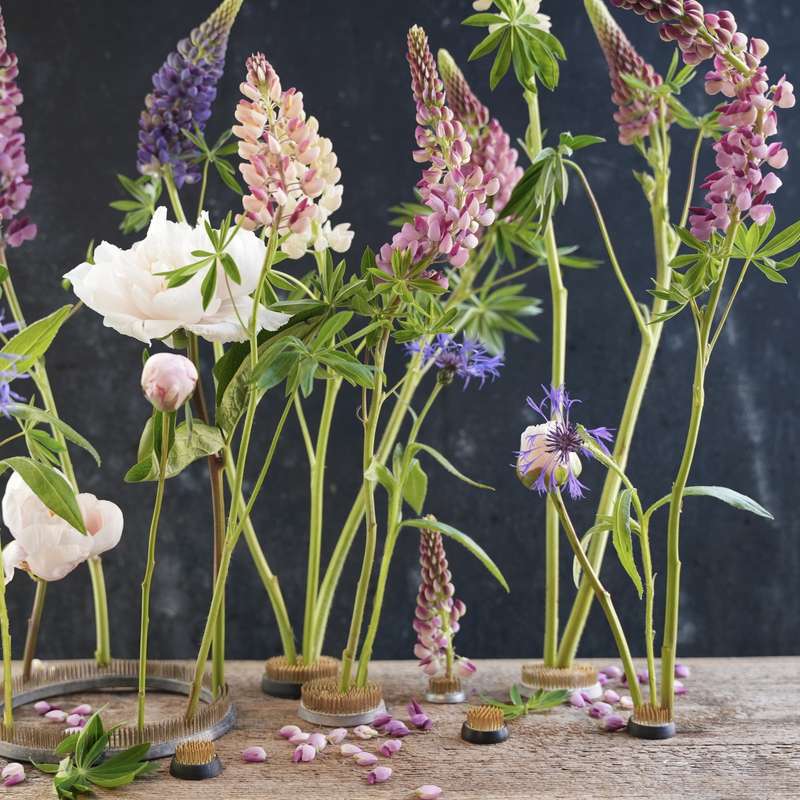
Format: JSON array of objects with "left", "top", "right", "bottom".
[{"left": 2, "top": 0, "right": 798, "bottom": 667}]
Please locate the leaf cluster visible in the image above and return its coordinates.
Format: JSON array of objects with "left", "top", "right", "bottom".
[
  {"left": 34, "top": 708, "right": 159, "bottom": 799},
  {"left": 109, "top": 175, "right": 163, "bottom": 235},
  {"left": 182, "top": 126, "right": 242, "bottom": 195},
  {"left": 481, "top": 684, "right": 570, "bottom": 721}
]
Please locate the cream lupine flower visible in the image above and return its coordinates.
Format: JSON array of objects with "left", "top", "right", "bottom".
[
  {"left": 473, "top": 0, "right": 551, "bottom": 33},
  {"left": 234, "top": 54, "right": 353, "bottom": 259}
]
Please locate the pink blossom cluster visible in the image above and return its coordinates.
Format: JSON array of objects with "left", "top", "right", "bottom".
[
  {"left": 438, "top": 49, "right": 523, "bottom": 213},
  {"left": 610, "top": 1, "right": 795, "bottom": 240},
  {"left": 233, "top": 54, "right": 353, "bottom": 259},
  {"left": 413, "top": 522, "right": 475, "bottom": 680},
  {"left": 0, "top": 11, "right": 35, "bottom": 248},
  {"left": 586, "top": 0, "right": 672, "bottom": 145},
  {"left": 376, "top": 27, "right": 499, "bottom": 289}
]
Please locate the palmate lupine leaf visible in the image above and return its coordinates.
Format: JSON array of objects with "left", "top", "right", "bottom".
[{"left": 481, "top": 685, "right": 571, "bottom": 720}]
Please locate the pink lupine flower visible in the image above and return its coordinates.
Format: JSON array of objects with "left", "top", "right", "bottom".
[
  {"left": 326, "top": 728, "right": 348, "bottom": 745},
  {"left": 353, "top": 751, "right": 379, "bottom": 767},
  {"left": 380, "top": 739, "right": 402, "bottom": 757},
  {"left": 353, "top": 725, "right": 378, "bottom": 739},
  {"left": 603, "top": 715, "right": 627, "bottom": 732},
  {"left": 65, "top": 714, "right": 85, "bottom": 728},
  {"left": 279, "top": 725, "right": 302, "bottom": 739},
  {"left": 294, "top": 743, "right": 316, "bottom": 762},
  {"left": 368, "top": 767, "right": 392, "bottom": 784},
  {"left": 586, "top": 0, "right": 673, "bottom": 144},
  {"left": 675, "top": 663, "right": 691, "bottom": 679},
  {"left": 242, "top": 746, "right": 267, "bottom": 762},
  {"left": 2, "top": 762, "right": 24, "bottom": 786},
  {"left": 415, "top": 786, "right": 444, "bottom": 799},
  {"left": 233, "top": 54, "right": 352, "bottom": 259},
  {"left": 341, "top": 744, "right": 364, "bottom": 757},
  {"left": 407, "top": 699, "right": 434, "bottom": 730},
  {"left": 455, "top": 657, "right": 477, "bottom": 677}
]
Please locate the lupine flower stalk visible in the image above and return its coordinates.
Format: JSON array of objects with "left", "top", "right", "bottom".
[
  {"left": 610, "top": 0, "right": 795, "bottom": 239},
  {"left": 585, "top": 0, "right": 672, "bottom": 145},
  {"left": 376, "top": 26, "right": 499, "bottom": 287},
  {"left": 137, "top": 0, "right": 244, "bottom": 189},
  {"left": 413, "top": 516, "right": 474, "bottom": 680},
  {"left": 233, "top": 54, "right": 353, "bottom": 259},
  {"left": 0, "top": 10, "right": 35, "bottom": 248},
  {"left": 438, "top": 50, "right": 523, "bottom": 213}
]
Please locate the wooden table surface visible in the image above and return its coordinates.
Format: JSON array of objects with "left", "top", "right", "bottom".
[{"left": 2, "top": 658, "right": 798, "bottom": 799}]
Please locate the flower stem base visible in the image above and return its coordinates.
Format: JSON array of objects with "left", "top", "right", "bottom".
[
  {"left": 425, "top": 675, "right": 466, "bottom": 704},
  {"left": 461, "top": 722, "right": 509, "bottom": 745},
  {"left": 261, "top": 655, "right": 339, "bottom": 700},
  {"left": 627, "top": 706, "right": 676, "bottom": 740},
  {"left": 519, "top": 662, "right": 601, "bottom": 699},
  {"left": 298, "top": 677, "right": 384, "bottom": 727}
]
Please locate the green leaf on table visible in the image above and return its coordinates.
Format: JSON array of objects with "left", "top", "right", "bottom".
[
  {"left": 0, "top": 305, "right": 71, "bottom": 373},
  {"left": 409, "top": 442, "right": 493, "bottom": 490},
  {"left": 612, "top": 488, "right": 642, "bottom": 598},
  {"left": 11, "top": 405, "right": 100, "bottom": 466},
  {"left": 403, "top": 458, "right": 428, "bottom": 515},
  {"left": 400, "top": 517, "right": 509, "bottom": 591}
]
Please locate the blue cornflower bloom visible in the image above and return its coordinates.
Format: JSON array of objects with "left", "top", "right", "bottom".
[
  {"left": 516, "top": 384, "right": 614, "bottom": 500},
  {"left": 137, "top": 0, "right": 243, "bottom": 188},
  {"left": 405, "top": 333, "right": 504, "bottom": 389},
  {"left": 0, "top": 354, "right": 28, "bottom": 417}
]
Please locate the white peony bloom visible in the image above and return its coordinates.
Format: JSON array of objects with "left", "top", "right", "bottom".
[
  {"left": 64, "top": 207, "right": 291, "bottom": 345},
  {"left": 481, "top": 0, "right": 551, "bottom": 34},
  {"left": 2, "top": 471, "right": 123, "bottom": 584}
]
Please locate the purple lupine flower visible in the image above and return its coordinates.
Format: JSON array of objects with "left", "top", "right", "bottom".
[
  {"left": 516, "top": 384, "right": 614, "bottom": 500},
  {"left": 0, "top": 11, "right": 35, "bottom": 248},
  {"left": 405, "top": 333, "right": 503, "bottom": 389},
  {"left": 376, "top": 26, "right": 499, "bottom": 286},
  {"left": 585, "top": 0, "right": 673, "bottom": 145},
  {"left": 413, "top": 517, "right": 473, "bottom": 680},
  {"left": 438, "top": 49, "right": 523, "bottom": 215},
  {"left": 137, "top": 0, "right": 243, "bottom": 189}
]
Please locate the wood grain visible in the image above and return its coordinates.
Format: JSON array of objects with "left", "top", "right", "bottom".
[{"left": 3, "top": 658, "right": 798, "bottom": 799}]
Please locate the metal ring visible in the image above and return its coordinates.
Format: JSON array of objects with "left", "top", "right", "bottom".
[
  {"left": 261, "top": 674, "right": 304, "bottom": 699},
  {"left": 297, "top": 700, "right": 386, "bottom": 728},
  {"left": 517, "top": 680, "right": 603, "bottom": 701},
  {"left": 626, "top": 717, "right": 676, "bottom": 740},
  {"left": 424, "top": 690, "right": 467, "bottom": 704}
]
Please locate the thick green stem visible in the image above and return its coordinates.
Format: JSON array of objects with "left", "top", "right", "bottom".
[
  {"left": 197, "top": 161, "right": 210, "bottom": 223},
  {"left": 138, "top": 412, "right": 170, "bottom": 736},
  {"left": 302, "top": 378, "right": 342, "bottom": 663},
  {"left": 0, "top": 545, "right": 12, "bottom": 728},
  {"left": 556, "top": 127, "right": 673, "bottom": 667},
  {"left": 2, "top": 263, "right": 111, "bottom": 667},
  {"left": 22, "top": 581, "right": 46, "bottom": 679},
  {"left": 638, "top": 513, "right": 659, "bottom": 705},
  {"left": 339, "top": 330, "right": 389, "bottom": 692},
  {"left": 354, "top": 383, "right": 441, "bottom": 685},
  {"left": 164, "top": 169, "right": 186, "bottom": 223},
  {"left": 551, "top": 492, "right": 643, "bottom": 708}
]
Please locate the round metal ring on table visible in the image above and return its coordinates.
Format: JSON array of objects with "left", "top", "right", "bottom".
[
  {"left": 517, "top": 680, "right": 603, "bottom": 701},
  {"left": 261, "top": 674, "right": 304, "bottom": 700},
  {"left": 297, "top": 700, "right": 386, "bottom": 728},
  {"left": 0, "top": 675, "right": 237, "bottom": 764},
  {"left": 169, "top": 754, "right": 223, "bottom": 780},
  {"left": 626, "top": 717, "right": 676, "bottom": 740},
  {"left": 460, "top": 722, "right": 509, "bottom": 745},
  {"left": 425, "top": 690, "right": 467, "bottom": 704}
]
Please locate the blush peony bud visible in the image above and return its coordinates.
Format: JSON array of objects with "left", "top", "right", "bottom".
[{"left": 141, "top": 353, "right": 198, "bottom": 412}]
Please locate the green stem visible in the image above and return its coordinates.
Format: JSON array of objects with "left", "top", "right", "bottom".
[
  {"left": 185, "top": 391, "right": 294, "bottom": 721},
  {"left": 87, "top": 558, "right": 110, "bottom": 668},
  {"left": 556, "top": 124, "right": 673, "bottom": 668},
  {"left": 354, "top": 382, "right": 442, "bottom": 686},
  {"left": 339, "top": 328, "right": 390, "bottom": 692},
  {"left": 638, "top": 512, "right": 658, "bottom": 705},
  {"left": 680, "top": 129, "right": 705, "bottom": 229},
  {"left": 164, "top": 169, "right": 186, "bottom": 223},
  {"left": 660, "top": 221, "right": 738, "bottom": 714},
  {"left": 197, "top": 161, "right": 210, "bottom": 223},
  {"left": 22, "top": 581, "right": 46, "bottom": 680},
  {"left": 302, "top": 377, "right": 342, "bottom": 664},
  {"left": 138, "top": 411, "right": 170, "bottom": 736},
  {"left": 0, "top": 539, "right": 12, "bottom": 727},
  {"left": 551, "top": 492, "right": 643, "bottom": 708}
]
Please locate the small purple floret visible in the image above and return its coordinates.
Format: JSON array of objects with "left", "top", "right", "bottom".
[{"left": 603, "top": 715, "right": 627, "bottom": 732}]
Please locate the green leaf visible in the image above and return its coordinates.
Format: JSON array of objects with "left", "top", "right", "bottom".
[
  {"left": 410, "top": 443, "right": 493, "bottom": 490},
  {"left": 11, "top": 405, "right": 101, "bottom": 466},
  {"left": 612, "top": 488, "right": 642, "bottom": 598},
  {"left": 1, "top": 457, "right": 86, "bottom": 534},
  {"left": 200, "top": 262, "right": 217, "bottom": 311},
  {"left": 403, "top": 459, "right": 428, "bottom": 515},
  {"left": 754, "top": 260, "right": 788, "bottom": 284},
  {"left": 216, "top": 159, "right": 243, "bottom": 194},
  {"left": 673, "top": 226, "right": 705, "bottom": 251},
  {"left": 680, "top": 485, "right": 773, "bottom": 519},
  {"left": 469, "top": 27, "right": 506, "bottom": 62},
  {"left": 564, "top": 134, "right": 604, "bottom": 151},
  {"left": 52, "top": 734, "right": 81, "bottom": 757},
  {"left": 756, "top": 219, "right": 800, "bottom": 258},
  {"left": 510, "top": 683, "right": 523, "bottom": 706},
  {"left": 462, "top": 12, "right": 507, "bottom": 25},
  {"left": 220, "top": 252, "right": 241, "bottom": 285},
  {"left": 400, "top": 517, "right": 509, "bottom": 591},
  {"left": 313, "top": 311, "right": 353, "bottom": 350},
  {"left": 490, "top": 32, "right": 513, "bottom": 90},
  {"left": 0, "top": 305, "right": 71, "bottom": 373},
  {"left": 572, "top": 528, "right": 595, "bottom": 590},
  {"left": 365, "top": 457, "right": 396, "bottom": 492}
]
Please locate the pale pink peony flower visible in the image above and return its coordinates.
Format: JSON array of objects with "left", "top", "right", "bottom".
[
  {"left": 2, "top": 471, "right": 123, "bottom": 584},
  {"left": 141, "top": 353, "right": 197, "bottom": 412}
]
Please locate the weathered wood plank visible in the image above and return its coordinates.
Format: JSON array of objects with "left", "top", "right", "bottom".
[{"left": 3, "top": 658, "right": 798, "bottom": 798}]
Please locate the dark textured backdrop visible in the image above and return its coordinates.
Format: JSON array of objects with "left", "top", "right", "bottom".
[{"left": 2, "top": 0, "right": 798, "bottom": 666}]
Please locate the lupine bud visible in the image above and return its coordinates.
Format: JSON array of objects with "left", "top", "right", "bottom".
[
  {"left": 380, "top": 739, "right": 402, "bottom": 757},
  {"left": 603, "top": 715, "right": 627, "bottom": 732},
  {"left": 368, "top": 767, "right": 392, "bottom": 784},
  {"left": 2, "top": 762, "right": 24, "bottom": 786},
  {"left": 141, "top": 353, "right": 198, "bottom": 412},
  {"left": 242, "top": 746, "right": 267, "bottom": 762}
]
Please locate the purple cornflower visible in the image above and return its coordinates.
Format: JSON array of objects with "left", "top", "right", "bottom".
[
  {"left": 585, "top": 0, "right": 673, "bottom": 145},
  {"left": 137, "top": 0, "right": 243, "bottom": 189},
  {"left": 0, "top": 10, "right": 35, "bottom": 248},
  {"left": 0, "top": 357, "right": 28, "bottom": 417},
  {"left": 516, "top": 384, "right": 613, "bottom": 500},
  {"left": 405, "top": 333, "right": 503, "bottom": 389}
]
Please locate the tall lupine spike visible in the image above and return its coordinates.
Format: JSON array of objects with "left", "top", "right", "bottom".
[
  {"left": 0, "top": 10, "right": 36, "bottom": 248},
  {"left": 585, "top": 0, "right": 672, "bottom": 145},
  {"left": 610, "top": 1, "right": 794, "bottom": 238},
  {"left": 137, "top": 0, "right": 244, "bottom": 189},
  {"left": 438, "top": 50, "right": 523, "bottom": 215},
  {"left": 232, "top": 55, "right": 353, "bottom": 259},
  {"left": 377, "top": 27, "right": 500, "bottom": 286},
  {"left": 413, "top": 515, "right": 474, "bottom": 679}
]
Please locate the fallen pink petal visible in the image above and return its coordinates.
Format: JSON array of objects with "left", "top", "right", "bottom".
[
  {"left": 367, "top": 766, "right": 392, "bottom": 784},
  {"left": 603, "top": 715, "right": 627, "bottom": 732},
  {"left": 65, "top": 714, "right": 84, "bottom": 727},
  {"left": 2, "top": 763, "right": 24, "bottom": 786},
  {"left": 289, "top": 732, "right": 310, "bottom": 745},
  {"left": 603, "top": 690, "right": 621, "bottom": 704},
  {"left": 308, "top": 733, "right": 327, "bottom": 752},
  {"left": 353, "top": 725, "right": 379, "bottom": 739},
  {"left": 33, "top": 701, "right": 52, "bottom": 715},
  {"left": 674, "top": 680, "right": 688, "bottom": 695},
  {"left": 675, "top": 663, "right": 691, "bottom": 679},
  {"left": 597, "top": 673, "right": 609, "bottom": 686},
  {"left": 373, "top": 713, "right": 393, "bottom": 728},
  {"left": 341, "top": 744, "right": 364, "bottom": 757},
  {"left": 353, "top": 751, "right": 379, "bottom": 767},
  {"left": 70, "top": 704, "right": 92, "bottom": 716},
  {"left": 620, "top": 695, "right": 634, "bottom": 710},
  {"left": 379, "top": 739, "right": 402, "bottom": 757},
  {"left": 415, "top": 786, "right": 443, "bottom": 799},
  {"left": 569, "top": 691, "right": 586, "bottom": 708},
  {"left": 45, "top": 710, "right": 68, "bottom": 723},
  {"left": 327, "top": 728, "right": 348, "bottom": 745},
  {"left": 242, "top": 746, "right": 267, "bottom": 762},
  {"left": 294, "top": 743, "right": 316, "bottom": 763},
  {"left": 279, "top": 725, "right": 302, "bottom": 739},
  {"left": 600, "top": 665, "right": 622, "bottom": 679},
  {"left": 589, "top": 701, "right": 612, "bottom": 719}
]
